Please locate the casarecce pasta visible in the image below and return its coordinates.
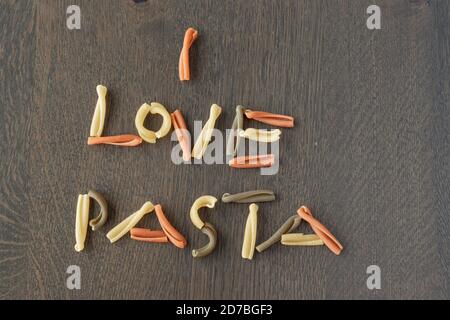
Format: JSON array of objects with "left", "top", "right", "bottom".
[
  {"left": 242, "top": 203, "right": 258, "bottom": 260},
  {"left": 75, "top": 194, "right": 90, "bottom": 252},
  {"left": 221, "top": 190, "right": 275, "bottom": 203},
  {"left": 90, "top": 85, "right": 107, "bottom": 137},
  {"left": 229, "top": 154, "right": 275, "bottom": 169},
  {"left": 87, "top": 85, "right": 142, "bottom": 147},
  {"left": 106, "top": 201, "right": 154, "bottom": 243},
  {"left": 297, "top": 206, "right": 343, "bottom": 255},
  {"left": 74, "top": 190, "right": 109, "bottom": 252},
  {"left": 239, "top": 128, "right": 281, "bottom": 143},
  {"left": 135, "top": 102, "right": 172, "bottom": 144},
  {"left": 179, "top": 28, "right": 198, "bottom": 81},
  {"left": 189, "top": 195, "right": 218, "bottom": 258},
  {"left": 255, "top": 215, "right": 301, "bottom": 253},
  {"left": 244, "top": 109, "right": 294, "bottom": 128},
  {"left": 171, "top": 109, "right": 191, "bottom": 161},
  {"left": 192, "top": 104, "right": 222, "bottom": 159},
  {"left": 130, "top": 204, "right": 187, "bottom": 248},
  {"left": 281, "top": 233, "right": 324, "bottom": 246},
  {"left": 226, "top": 105, "right": 244, "bottom": 157}
]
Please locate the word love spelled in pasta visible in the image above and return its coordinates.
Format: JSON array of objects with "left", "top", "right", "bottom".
[
  {"left": 244, "top": 109, "right": 295, "bottom": 128},
  {"left": 221, "top": 190, "right": 275, "bottom": 204},
  {"left": 106, "top": 201, "right": 154, "bottom": 243},
  {"left": 130, "top": 204, "right": 187, "bottom": 249},
  {"left": 192, "top": 104, "right": 222, "bottom": 159},
  {"left": 179, "top": 27, "right": 198, "bottom": 81},
  {"left": 87, "top": 85, "right": 142, "bottom": 147},
  {"left": 189, "top": 195, "right": 218, "bottom": 258},
  {"left": 242, "top": 204, "right": 258, "bottom": 260},
  {"left": 74, "top": 190, "right": 109, "bottom": 252},
  {"left": 135, "top": 102, "right": 172, "bottom": 144},
  {"left": 297, "top": 206, "right": 343, "bottom": 255}
]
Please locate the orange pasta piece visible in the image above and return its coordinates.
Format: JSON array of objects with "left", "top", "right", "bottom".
[
  {"left": 245, "top": 110, "right": 294, "bottom": 128},
  {"left": 297, "top": 206, "right": 343, "bottom": 255},
  {"left": 87, "top": 135, "right": 142, "bottom": 147},
  {"left": 130, "top": 228, "right": 168, "bottom": 243},
  {"left": 179, "top": 27, "right": 198, "bottom": 81},
  {"left": 154, "top": 204, "right": 187, "bottom": 249},
  {"left": 229, "top": 154, "right": 275, "bottom": 169},
  {"left": 171, "top": 110, "right": 191, "bottom": 161}
]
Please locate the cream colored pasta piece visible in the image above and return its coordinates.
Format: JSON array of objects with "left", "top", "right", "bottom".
[
  {"left": 106, "top": 201, "right": 154, "bottom": 243},
  {"left": 135, "top": 103, "right": 172, "bottom": 143},
  {"left": 189, "top": 195, "right": 218, "bottom": 230},
  {"left": 241, "top": 203, "right": 258, "bottom": 260},
  {"left": 89, "top": 85, "right": 107, "bottom": 137},
  {"left": 192, "top": 104, "right": 222, "bottom": 159},
  {"left": 87, "top": 190, "right": 108, "bottom": 231},
  {"left": 75, "top": 194, "right": 90, "bottom": 252},
  {"left": 239, "top": 128, "right": 281, "bottom": 143},
  {"left": 281, "top": 233, "right": 324, "bottom": 246}
]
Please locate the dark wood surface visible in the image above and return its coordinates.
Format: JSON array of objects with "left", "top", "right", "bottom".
[{"left": 0, "top": 0, "right": 448, "bottom": 299}]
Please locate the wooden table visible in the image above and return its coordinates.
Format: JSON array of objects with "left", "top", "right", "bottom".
[{"left": 1, "top": 0, "right": 448, "bottom": 299}]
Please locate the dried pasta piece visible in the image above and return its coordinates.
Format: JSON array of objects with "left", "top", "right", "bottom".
[
  {"left": 244, "top": 109, "right": 294, "bottom": 128},
  {"left": 171, "top": 109, "right": 191, "bottom": 161},
  {"left": 192, "top": 223, "right": 217, "bottom": 258},
  {"left": 229, "top": 154, "right": 274, "bottom": 169},
  {"left": 189, "top": 195, "right": 218, "bottom": 230},
  {"left": 192, "top": 104, "right": 222, "bottom": 159},
  {"left": 90, "top": 85, "right": 107, "bottom": 137},
  {"left": 226, "top": 105, "right": 244, "bottom": 157},
  {"left": 297, "top": 206, "right": 343, "bottom": 255},
  {"left": 87, "top": 135, "right": 142, "bottom": 147},
  {"left": 74, "top": 194, "right": 90, "bottom": 252},
  {"left": 221, "top": 190, "right": 275, "bottom": 204},
  {"left": 154, "top": 204, "right": 187, "bottom": 249},
  {"left": 190, "top": 195, "right": 218, "bottom": 258},
  {"left": 242, "top": 204, "right": 258, "bottom": 260},
  {"left": 281, "top": 233, "right": 324, "bottom": 246},
  {"left": 87, "top": 190, "right": 108, "bottom": 231},
  {"left": 255, "top": 215, "right": 301, "bottom": 253},
  {"left": 106, "top": 201, "right": 154, "bottom": 243},
  {"left": 130, "top": 228, "right": 168, "bottom": 243},
  {"left": 179, "top": 27, "right": 198, "bottom": 81},
  {"left": 135, "top": 103, "right": 172, "bottom": 144},
  {"left": 239, "top": 128, "right": 281, "bottom": 143}
]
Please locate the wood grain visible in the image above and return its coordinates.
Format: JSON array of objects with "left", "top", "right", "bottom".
[{"left": 0, "top": 0, "right": 448, "bottom": 299}]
